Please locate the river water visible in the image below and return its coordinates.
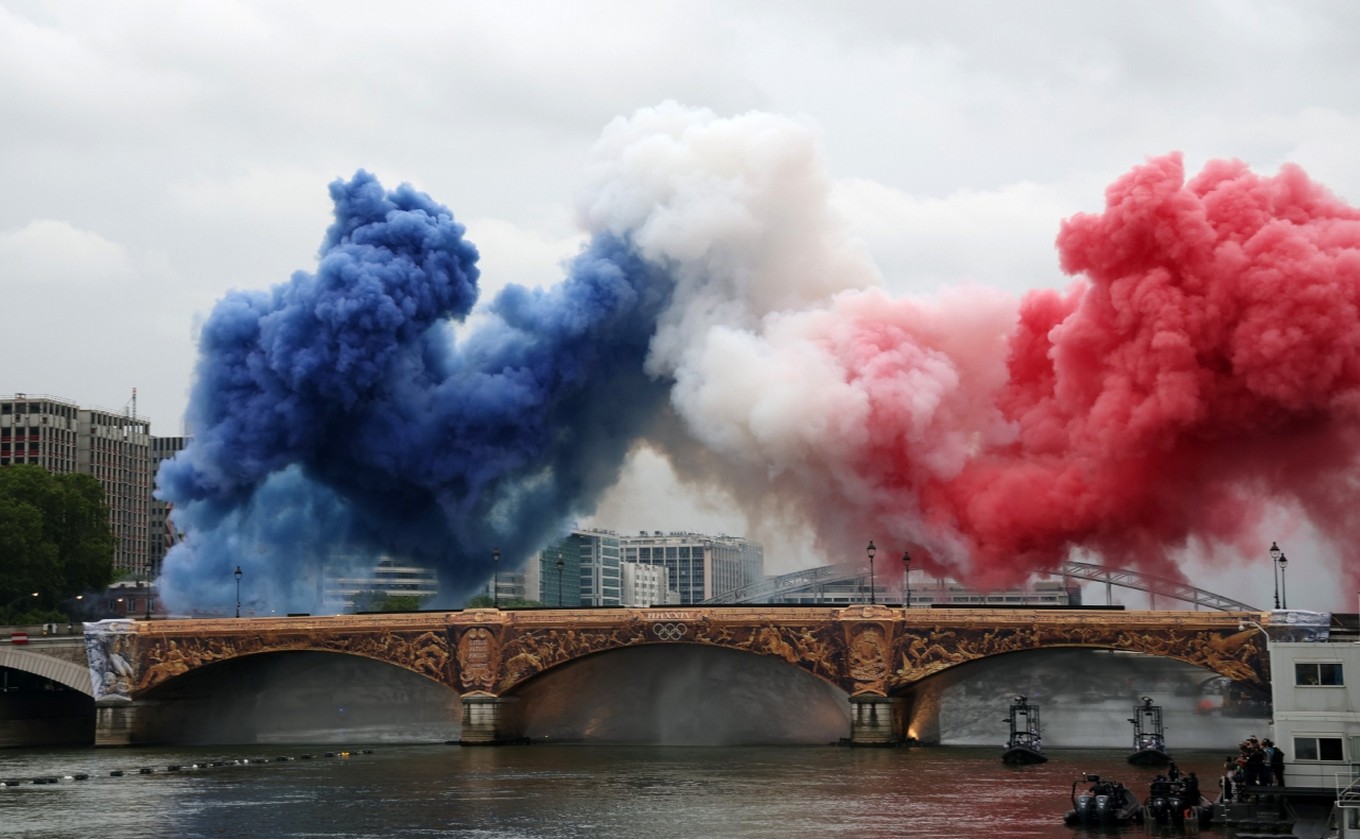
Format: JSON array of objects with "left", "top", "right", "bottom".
[{"left": 1, "top": 743, "right": 1235, "bottom": 839}]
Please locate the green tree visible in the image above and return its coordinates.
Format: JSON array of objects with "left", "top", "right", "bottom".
[
  {"left": 350, "top": 590, "right": 431, "bottom": 613},
  {"left": 0, "top": 465, "right": 115, "bottom": 621},
  {"left": 464, "top": 595, "right": 545, "bottom": 609}
]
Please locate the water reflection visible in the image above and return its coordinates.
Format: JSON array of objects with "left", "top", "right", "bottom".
[{"left": 0, "top": 743, "right": 1243, "bottom": 839}]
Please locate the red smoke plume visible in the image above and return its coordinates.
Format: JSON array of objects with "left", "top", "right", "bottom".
[{"left": 926, "top": 153, "right": 1360, "bottom": 591}]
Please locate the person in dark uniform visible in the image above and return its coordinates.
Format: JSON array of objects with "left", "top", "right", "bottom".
[{"left": 1264, "top": 739, "right": 1285, "bottom": 787}]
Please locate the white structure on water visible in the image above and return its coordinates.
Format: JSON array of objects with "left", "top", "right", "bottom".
[{"left": 1254, "top": 611, "right": 1360, "bottom": 835}]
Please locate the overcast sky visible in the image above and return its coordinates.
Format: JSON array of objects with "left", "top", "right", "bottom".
[{"left": 4, "top": 1, "right": 1359, "bottom": 609}]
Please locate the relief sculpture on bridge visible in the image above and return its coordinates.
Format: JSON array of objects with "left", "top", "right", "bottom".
[
  {"left": 886, "top": 618, "right": 1269, "bottom": 693},
  {"left": 85, "top": 619, "right": 139, "bottom": 703},
  {"left": 846, "top": 623, "right": 890, "bottom": 694},
  {"left": 454, "top": 611, "right": 849, "bottom": 695},
  {"left": 132, "top": 623, "right": 453, "bottom": 694},
  {"left": 89, "top": 608, "right": 1271, "bottom": 709},
  {"left": 455, "top": 626, "right": 499, "bottom": 692}
]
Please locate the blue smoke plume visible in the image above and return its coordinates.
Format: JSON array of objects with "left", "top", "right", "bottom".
[{"left": 157, "top": 171, "right": 675, "bottom": 614}]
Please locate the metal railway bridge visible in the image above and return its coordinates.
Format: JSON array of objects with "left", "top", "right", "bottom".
[{"left": 702, "top": 559, "right": 1261, "bottom": 611}]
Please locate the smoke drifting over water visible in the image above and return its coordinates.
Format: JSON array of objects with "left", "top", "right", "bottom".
[
  {"left": 159, "top": 103, "right": 1360, "bottom": 614},
  {"left": 910, "top": 649, "right": 1269, "bottom": 750},
  {"left": 519, "top": 645, "right": 850, "bottom": 745},
  {"left": 139, "top": 652, "right": 459, "bottom": 745}
]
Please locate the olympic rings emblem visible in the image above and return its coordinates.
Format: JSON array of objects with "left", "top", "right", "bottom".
[{"left": 652, "top": 622, "right": 688, "bottom": 641}]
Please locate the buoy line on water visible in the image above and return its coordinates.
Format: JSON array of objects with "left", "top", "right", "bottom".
[{"left": 0, "top": 748, "right": 376, "bottom": 787}]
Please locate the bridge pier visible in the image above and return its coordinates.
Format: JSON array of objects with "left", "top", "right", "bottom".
[
  {"left": 94, "top": 701, "right": 152, "bottom": 747},
  {"left": 459, "top": 695, "right": 526, "bottom": 745},
  {"left": 848, "top": 695, "right": 906, "bottom": 746}
]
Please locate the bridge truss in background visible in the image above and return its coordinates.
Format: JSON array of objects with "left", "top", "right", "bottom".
[{"left": 703, "top": 559, "right": 1261, "bottom": 612}]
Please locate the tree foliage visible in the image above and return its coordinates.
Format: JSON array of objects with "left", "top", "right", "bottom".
[
  {"left": 0, "top": 465, "right": 115, "bottom": 621},
  {"left": 350, "top": 590, "right": 430, "bottom": 613},
  {"left": 464, "top": 594, "right": 545, "bottom": 609}
]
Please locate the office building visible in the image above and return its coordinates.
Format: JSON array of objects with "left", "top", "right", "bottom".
[
  {"left": 323, "top": 557, "right": 440, "bottom": 612},
  {"left": 148, "top": 434, "right": 190, "bottom": 576},
  {"left": 537, "top": 529, "right": 621, "bottom": 606},
  {"left": 622, "top": 531, "right": 764, "bottom": 604},
  {"left": 621, "top": 561, "right": 674, "bottom": 607},
  {"left": 2, "top": 394, "right": 153, "bottom": 575}
]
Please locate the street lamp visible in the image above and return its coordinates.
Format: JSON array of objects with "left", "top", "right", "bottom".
[
  {"left": 902, "top": 550, "right": 912, "bottom": 609},
  {"left": 556, "top": 557, "right": 564, "bottom": 607},
  {"left": 866, "top": 540, "right": 877, "bottom": 605},
  {"left": 1269, "top": 541, "right": 1281, "bottom": 609},
  {"left": 492, "top": 548, "right": 500, "bottom": 608},
  {"left": 144, "top": 557, "right": 153, "bottom": 621},
  {"left": 3, "top": 592, "right": 38, "bottom": 623},
  {"left": 1278, "top": 553, "right": 1288, "bottom": 609},
  {"left": 234, "top": 566, "right": 243, "bottom": 618}
]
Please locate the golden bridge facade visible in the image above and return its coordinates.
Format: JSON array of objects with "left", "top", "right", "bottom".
[{"left": 84, "top": 605, "right": 1273, "bottom": 746}]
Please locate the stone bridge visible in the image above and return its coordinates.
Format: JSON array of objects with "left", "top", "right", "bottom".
[{"left": 73, "top": 605, "right": 1274, "bottom": 746}]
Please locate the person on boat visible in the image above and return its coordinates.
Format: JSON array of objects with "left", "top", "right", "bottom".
[
  {"left": 1149, "top": 774, "right": 1171, "bottom": 800},
  {"left": 1264, "top": 739, "right": 1285, "bottom": 787},
  {"left": 1219, "top": 756, "right": 1240, "bottom": 802},
  {"left": 1182, "top": 772, "right": 1201, "bottom": 805},
  {"left": 1243, "top": 738, "right": 1267, "bottom": 786}
]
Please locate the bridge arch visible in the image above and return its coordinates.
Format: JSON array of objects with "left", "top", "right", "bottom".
[
  {"left": 132, "top": 648, "right": 461, "bottom": 746},
  {"left": 893, "top": 645, "right": 1269, "bottom": 747},
  {"left": 137, "top": 640, "right": 453, "bottom": 698},
  {"left": 454, "top": 606, "right": 1268, "bottom": 700},
  {"left": 503, "top": 637, "right": 846, "bottom": 696},
  {"left": 488, "top": 623, "right": 850, "bottom": 697},
  {"left": 0, "top": 646, "right": 93, "bottom": 696},
  {"left": 883, "top": 613, "right": 1266, "bottom": 693},
  {"left": 509, "top": 643, "right": 851, "bottom": 745}
]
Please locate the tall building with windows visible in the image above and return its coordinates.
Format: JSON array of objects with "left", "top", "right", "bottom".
[
  {"left": 148, "top": 434, "right": 190, "bottom": 576},
  {"left": 0, "top": 394, "right": 80, "bottom": 473},
  {"left": 322, "top": 557, "right": 440, "bottom": 612},
  {"left": 536, "top": 541, "right": 581, "bottom": 607},
  {"left": 2, "top": 394, "right": 154, "bottom": 575},
  {"left": 621, "top": 561, "right": 674, "bottom": 607},
  {"left": 78, "top": 404, "right": 152, "bottom": 575},
  {"left": 621, "top": 531, "right": 764, "bottom": 604},
  {"left": 577, "top": 529, "right": 622, "bottom": 606},
  {"left": 537, "top": 529, "right": 622, "bottom": 607}
]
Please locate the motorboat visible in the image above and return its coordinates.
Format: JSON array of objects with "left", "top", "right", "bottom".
[
  {"left": 1001, "top": 695, "right": 1047, "bottom": 764},
  {"left": 1064, "top": 773, "right": 1143, "bottom": 828},
  {"left": 1127, "top": 696, "right": 1172, "bottom": 766},
  {"left": 1143, "top": 764, "right": 1214, "bottom": 830}
]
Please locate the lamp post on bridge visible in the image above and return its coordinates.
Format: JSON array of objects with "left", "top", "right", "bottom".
[
  {"left": 556, "top": 557, "right": 564, "bottom": 608},
  {"left": 1269, "top": 541, "right": 1281, "bottom": 609},
  {"left": 234, "top": 566, "right": 242, "bottom": 618},
  {"left": 1278, "top": 552, "right": 1288, "bottom": 609},
  {"left": 866, "top": 540, "right": 877, "bottom": 605},
  {"left": 902, "top": 550, "right": 911, "bottom": 610},
  {"left": 493, "top": 548, "right": 500, "bottom": 608},
  {"left": 144, "top": 557, "right": 153, "bottom": 621}
]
